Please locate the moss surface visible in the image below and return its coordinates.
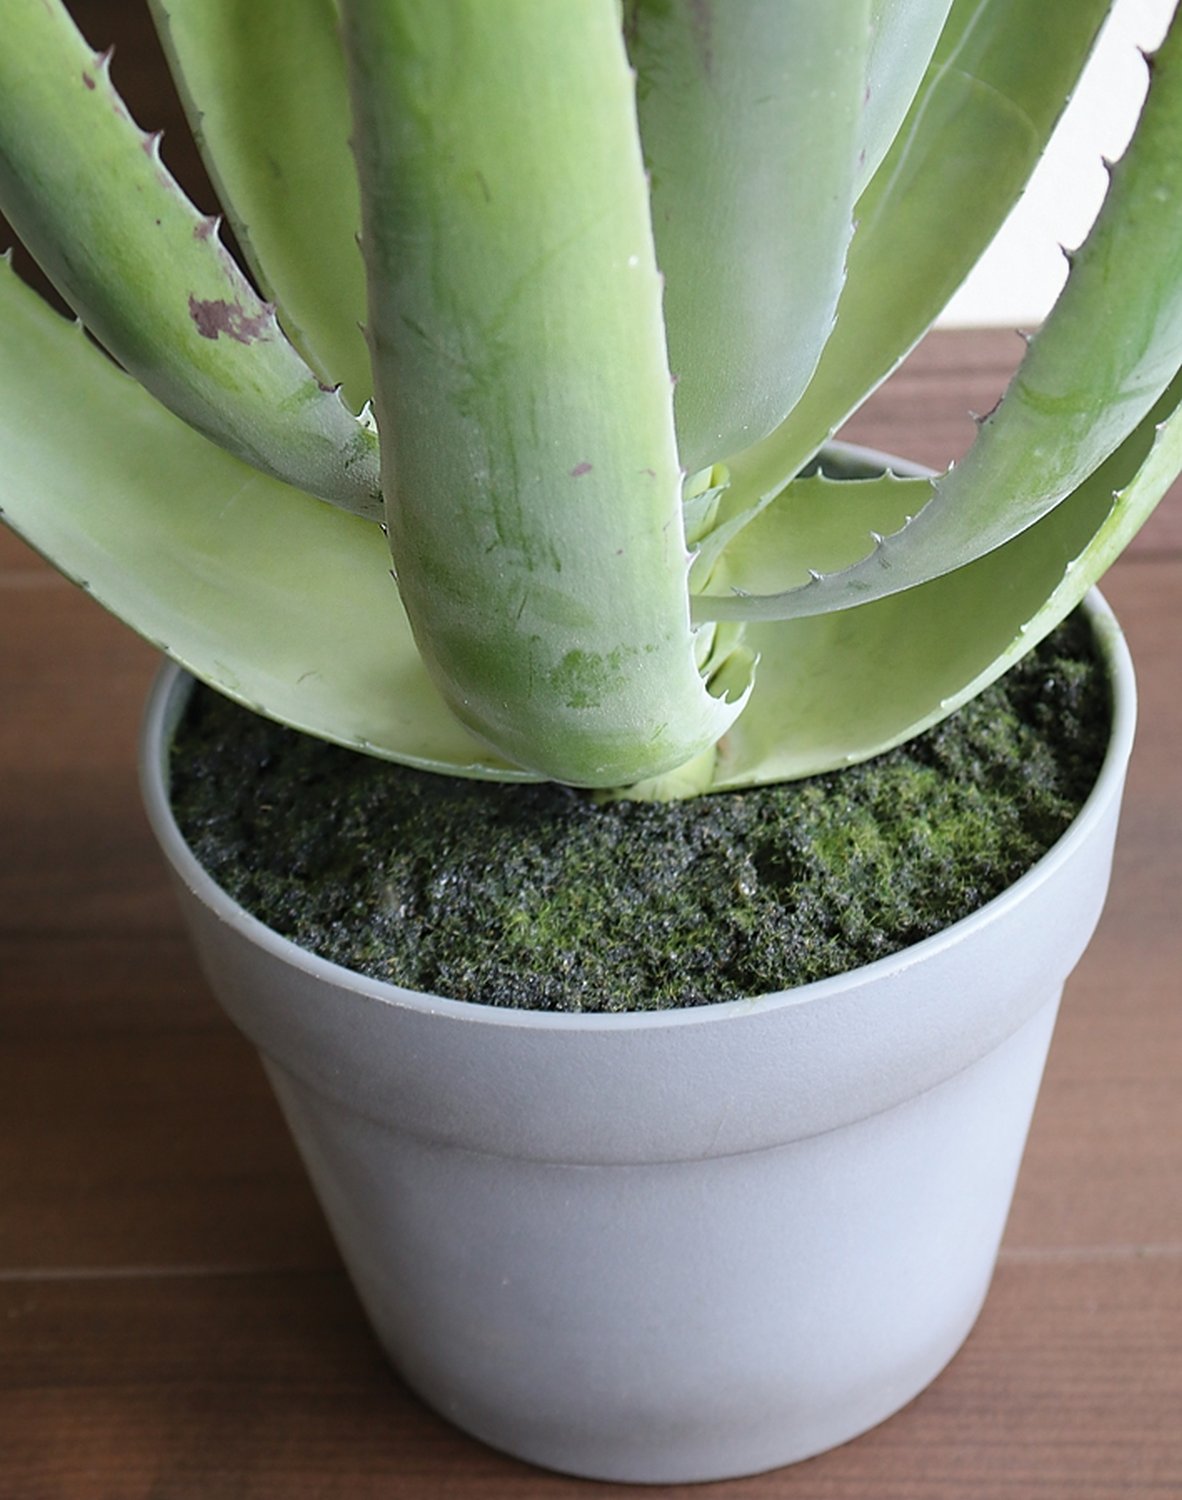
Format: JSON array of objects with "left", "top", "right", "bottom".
[{"left": 170, "top": 613, "right": 1109, "bottom": 1012}]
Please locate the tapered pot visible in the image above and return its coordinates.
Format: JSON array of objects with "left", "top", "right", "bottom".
[{"left": 139, "top": 589, "right": 1136, "bottom": 1485}]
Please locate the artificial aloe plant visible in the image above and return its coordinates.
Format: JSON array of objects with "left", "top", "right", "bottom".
[{"left": 2, "top": 0, "right": 1181, "bottom": 798}]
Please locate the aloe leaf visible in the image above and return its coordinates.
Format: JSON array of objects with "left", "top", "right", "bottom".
[
  {"left": 0, "top": 256, "right": 519, "bottom": 777},
  {"left": 624, "top": 0, "right": 871, "bottom": 474},
  {"left": 708, "top": 372, "right": 1182, "bottom": 789},
  {"left": 1036, "top": 372, "right": 1182, "bottom": 592},
  {"left": 857, "top": 0, "right": 957, "bottom": 196},
  {"left": 149, "top": 0, "right": 372, "bottom": 410},
  {"left": 341, "top": 0, "right": 748, "bottom": 788},
  {"left": 718, "top": 0, "right": 1112, "bottom": 516},
  {"left": 0, "top": 0, "right": 381, "bottom": 518},
  {"left": 695, "top": 8, "right": 1182, "bottom": 626},
  {"left": 703, "top": 470, "right": 935, "bottom": 605}
]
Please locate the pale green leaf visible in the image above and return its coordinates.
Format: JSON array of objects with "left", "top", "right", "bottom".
[
  {"left": 703, "top": 469, "right": 934, "bottom": 607},
  {"left": 149, "top": 0, "right": 372, "bottom": 409},
  {"left": 706, "top": 380, "right": 1182, "bottom": 789},
  {"left": 0, "top": 0, "right": 381, "bottom": 517},
  {"left": 625, "top": 0, "right": 871, "bottom": 473},
  {"left": 696, "top": 8, "right": 1182, "bottom": 625},
  {"left": 717, "top": 0, "right": 1111, "bottom": 518},
  {"left": 0, "top": 256, "right": 519, "bottom": 777},
  {"left": 857, "top": 0, "right": 956, "bottom": 195},
  {"left": 341, "top": 0, "right": 748, "bottom": 788}
]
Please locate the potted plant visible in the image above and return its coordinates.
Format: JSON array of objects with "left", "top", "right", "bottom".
[{"left": 2, "top": 0, "right": 1180, "bottom": 1482}]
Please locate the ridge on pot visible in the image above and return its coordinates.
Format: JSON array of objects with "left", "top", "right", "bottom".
[{"left": 140, "top": 590, "right": 1135, "bottom": 1484}]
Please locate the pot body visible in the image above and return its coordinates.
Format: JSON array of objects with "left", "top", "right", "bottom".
[{"left": 140, "top": 592, "right": 1136, "bottom": 1484}]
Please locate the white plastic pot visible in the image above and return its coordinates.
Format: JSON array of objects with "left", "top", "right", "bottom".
[{"left": 139, "top": 589, "right": 1136, "bottom": 1485}]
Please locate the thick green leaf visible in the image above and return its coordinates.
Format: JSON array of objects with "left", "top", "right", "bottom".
[
  {"left": 0, "top": 0, "right": 381, "bottom": 517},
  {"left": 341, "top": 0, "right": 748, "bottom": 788},
  {"left": 703, "top": 469, "right": 934, "bottom": 606},
  {"left": 0, "top": 256, "right": 520, "bottom": 777},
  {"left": 695, "top": 7, "right": 1182, "bottom": 625},
  {"left": 715, "top": 0, "right": 1111, "bottom": 520},
  {"left": 708, "top": 376, "right": 1182, "bottom": 788},
  {"left": 624, "top": 0, "right": 871, "bottom": 474},
  {"left": 857, "top": 0, "right": 957, "bottom": 196},
  {"left": 149, "top": 0, "right": 372, "bottom": 409}
]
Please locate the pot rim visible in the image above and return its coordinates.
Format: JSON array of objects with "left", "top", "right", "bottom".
[{"left": 139, "top": 587, "right": 1135, "bottom": 1035}]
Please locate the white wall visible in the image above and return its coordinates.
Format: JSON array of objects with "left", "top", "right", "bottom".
[{"left": 937, "top": 0, "right": 1175, "bottom": 328}]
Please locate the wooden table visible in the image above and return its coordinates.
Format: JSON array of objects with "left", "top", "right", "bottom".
[{"left": 2, "top": 14, "right": 1181, "bottom": 1488}]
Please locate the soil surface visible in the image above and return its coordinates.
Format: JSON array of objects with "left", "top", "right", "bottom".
[{"left": 170, "top": 613, "right": 1109, "bottom": 1012}]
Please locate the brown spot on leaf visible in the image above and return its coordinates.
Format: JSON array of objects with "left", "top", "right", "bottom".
[
  {"left": 570, "top": 461, "right": 593, "bottom": 478},
  {"left": 82, "top": 71, "right": 96, "bottom": 90},
  {"left": 689, "top": 0, "right": 715, "bottom": 78},
  {"left": 188, "top": 295, "right": 272, "bottom": 344}
]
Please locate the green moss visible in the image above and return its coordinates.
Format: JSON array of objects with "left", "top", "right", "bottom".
[{"left": 169, "top": 612, "right": 1109, "bottom": 1012}]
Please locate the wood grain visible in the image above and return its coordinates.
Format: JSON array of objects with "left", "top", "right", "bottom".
[{"left": 0, "top": 1257, "right": 1177, "bottom": 1500}]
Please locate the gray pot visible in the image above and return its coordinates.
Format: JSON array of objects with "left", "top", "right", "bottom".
[{"left": 139, "top": 589, "right": 1136, "bottom": 1484}]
